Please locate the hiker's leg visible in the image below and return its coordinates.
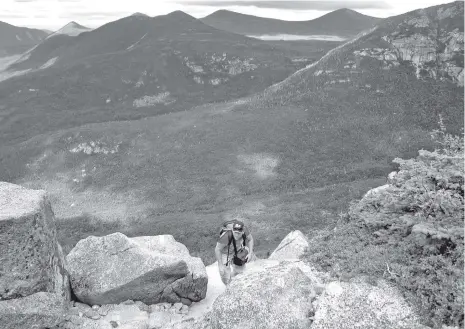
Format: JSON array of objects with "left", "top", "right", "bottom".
[
  {"left": 219, "top": 254, "right": 232, "bottom": 285},
  {"left": 231, "top": 264, "right": 245, "bottom": 278},
  {"left": 220, "top": 266, "right": 231, "bottom": 285}
]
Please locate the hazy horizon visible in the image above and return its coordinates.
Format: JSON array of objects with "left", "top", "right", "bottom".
[{"left": 2, "top": 0, "right": 458, "bottom": 31}]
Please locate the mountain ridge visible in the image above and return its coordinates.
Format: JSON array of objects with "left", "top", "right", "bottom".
[
  {"left": 0, "top": 20, "right": 48, "bottom": 56},
  {"left": 201, "top": 8, "right": 381, "bottom": 37}
]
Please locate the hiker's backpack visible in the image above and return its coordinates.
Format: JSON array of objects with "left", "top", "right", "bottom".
[{"left": 219, "top": 220, "right": 247, "bottom": 244}]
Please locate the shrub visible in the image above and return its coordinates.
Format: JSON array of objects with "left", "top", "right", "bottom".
[{"left": 305, "top": 117, "right": 464, "bottom": 328}]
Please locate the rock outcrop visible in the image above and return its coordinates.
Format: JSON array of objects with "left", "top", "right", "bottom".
[
  {"left": 66, "top": 233, "right": 207, "bottom": 306},
  {"left": 209, "top": 259, "right": 318, "bottom": 329},
  {"left": 268, "top": 230, "right": 309, "bottom": 260},
  {"left": 0, "top": 182, "right": 70, "bottom": 329},
  {"left": 312, "top": 279, "right": 430, "bottom": 329},
  {"left": 353, "top": 1, "right": 464, "bottom": 85}
]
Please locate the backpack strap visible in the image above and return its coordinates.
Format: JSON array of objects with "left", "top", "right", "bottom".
[
  {"left": 225, "top": 231, "right": 232, "bottom": 266},
  {"left": 231, "top": 234, "right": 238, "bottom": 256}
]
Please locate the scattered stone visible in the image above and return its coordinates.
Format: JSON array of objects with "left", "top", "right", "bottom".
[
  {"left": 180, "top": 305, "right": 189, "bottom": 315},
  {"left": 173, "top": 302, "right": 183, "bottom": 312},
  {"left": 97, "top": 304, "right": 113, "bottom": 316},
  {"left": 84, "top": 308, "right": 100, "bottom": 320},
  {"left": 135, "top": 300, "right": 150, "bottom": 312},
  {"left": 74, "top": 302, "right": 91, "bottom": 312}
]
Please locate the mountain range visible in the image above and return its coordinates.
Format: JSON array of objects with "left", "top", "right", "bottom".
[
  {"left": 0, "top": 11, "right": 340, "bottom": 145},
  {"left": 201, "top": 8, "right": 381, "bottom": 37}
]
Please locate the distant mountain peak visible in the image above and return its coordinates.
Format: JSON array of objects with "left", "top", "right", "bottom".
[
  {"left": 317, "top": 7, "right": 379, "bottom": 19},
  {"left": 164, "top": 10, "right": 196, "bottom": 20},
  {"left": 334, "top": 8, "right": 355, "bottom": 13},
  {"left": 67, "top": 21, "right": 88, "bottom": 29},
  {"left": 46, "top": 21, "right": 91, "bottom": 38},
  {"left": 131, "top": 12, "right": 150, "bottom": 18}
]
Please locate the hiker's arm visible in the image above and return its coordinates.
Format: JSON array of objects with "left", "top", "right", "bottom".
[{"left": 245, "top": 234, "right": 254, "bottom": 255}]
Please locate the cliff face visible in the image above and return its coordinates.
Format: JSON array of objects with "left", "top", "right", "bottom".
[{"left": 358, "top": 1, "right": 464, "bottom": 85}]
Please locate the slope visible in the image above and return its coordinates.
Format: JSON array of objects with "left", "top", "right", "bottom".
[
  {"left": 201, "top": 8, "right": 381, "bottom": 37},
  {"left": 0, "top": 21, "right": 48, "bottom": 56}
]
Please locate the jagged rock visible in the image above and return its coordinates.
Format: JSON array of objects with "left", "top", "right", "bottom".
[
  {"left": 312, "top": 279, "right": 430, "bottom": 329},
  {"left": 209, "top": 259, "right": 316, "bottom": 329},
  {"left": 66, "top": 233, "right": 207, "bottom": 306},
  {"left": 268, "top": 230, "right": 309, "bottom": 260},
  {"left": 0, "top": 182, "right": 70, "bottom": 328},
  {"left": 387, "top": 171, "right": 397, "bottom": 184},
  {"left": 0, "top": 292, "right": 68, "bottom": 329},
  {"left": 362, "top": 184, "right": 391, "bottom": 199},
  {"left": 372, "top": 2, "right": 463, "bottom": 85}
]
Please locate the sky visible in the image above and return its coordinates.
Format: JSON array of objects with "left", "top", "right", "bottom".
[{"left": 2, "top": 0, "right": 459, "bottom": 31}]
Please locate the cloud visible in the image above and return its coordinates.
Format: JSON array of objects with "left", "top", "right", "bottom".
[
  {"left": 58, "top": 11, "right": 131, "bottom": 19},
  {"left": 13, "top": 0, "right": 37, "bottom": 2},
  {"left": 176, "top": 0, "right": 391, "bottom": 10}
]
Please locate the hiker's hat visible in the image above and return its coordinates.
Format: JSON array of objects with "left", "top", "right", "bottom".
[{"left": 232, "top": 222, "right": 244, "bottom": 232}]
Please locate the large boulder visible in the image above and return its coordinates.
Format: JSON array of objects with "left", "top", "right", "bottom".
[
  {"left": 0, "top": 182, "right": 70, "bottom": 328},
  {"left": 268, "top": 230, "right": 309, "bottom": 260},
  {"left": 209, "top": 259, "right": 317, "bottom": 329},
  {"left": 66, "top": 233, "right": 207, "bottom": 306},
  {"left": 312, "top": 279, "right": 430, "bottom": 329}
]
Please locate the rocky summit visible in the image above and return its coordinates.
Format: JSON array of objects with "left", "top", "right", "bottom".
[{"left": 1, "top": 182, "right": 437, "bottom": 329}]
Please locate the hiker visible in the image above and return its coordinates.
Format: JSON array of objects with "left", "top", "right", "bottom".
[{"left": 215, "top": 219, "right": 256, "bottom": 285}]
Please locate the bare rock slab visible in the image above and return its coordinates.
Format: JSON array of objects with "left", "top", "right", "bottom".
[{"left": 66, "top": 233, "right": 207, "bottom": 306}]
